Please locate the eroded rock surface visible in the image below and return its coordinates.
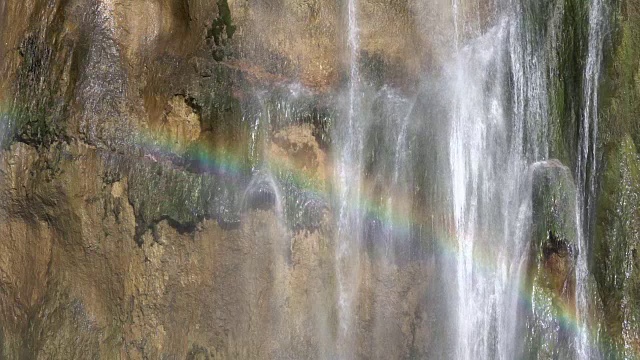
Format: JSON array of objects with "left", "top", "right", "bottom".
[
  {"left": 2, "top": 0, "right": 639, "bottom": 358},
  {"left": 0, "top": 1, "right": 435, "bottom": 358}
]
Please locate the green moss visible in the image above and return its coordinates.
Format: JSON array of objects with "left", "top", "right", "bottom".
[
  {"left": 593, "top": 0, "right": 640, "bottom": 355},
  {"left": 600, "top": 0, "right": 640, "bottom": 149},
  {"left": 594, "top": 136, "right": 640, "bottom": 357},
  {"left": 126, "top": 159, "right": 243, "bottom": 242},
  {"left": 10, "top": 35, "right": 67, "bottom": 148},
  {"left": 207, "top": 0, "right": 237, "bottom": 61},
  {"left": 547, "top": 0, "right": 589, "bottom": 168}
]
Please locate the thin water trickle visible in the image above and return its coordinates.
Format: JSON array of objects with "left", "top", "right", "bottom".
[{"left": 334, "top": 0, "right": 364, "bottom": 354}]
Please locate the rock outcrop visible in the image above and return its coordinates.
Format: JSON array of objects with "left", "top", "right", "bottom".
[{"left": 525, "top": 160, "right": 578, "bottom": 360}]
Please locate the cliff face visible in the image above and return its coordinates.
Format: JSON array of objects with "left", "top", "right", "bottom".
[
  {"left": 1, "top": 0, "right": 639, "bottom": 358},
  {"left": 0, "top": 140, "right": 337, "bottom": 359},
  {"left": 594, "top": 0, "right": 640, "bottom": 356},
  {"left": 0, "top": 0, "right": 437, "bottom": 358}
]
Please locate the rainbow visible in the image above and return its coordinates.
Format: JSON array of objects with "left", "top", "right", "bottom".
[
  {"left": 133, "top": 109, "right": 637, "bottom": 359},
  {"left": 0, "top": 99, "right": 637, "bottom": 359}
]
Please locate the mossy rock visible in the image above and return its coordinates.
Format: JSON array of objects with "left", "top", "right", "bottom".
[
  {"left": 594, "top": 0, "right": 640, "bottom": 354},
  {"left": 207, "top": 0, "right": 237, "bottom": 61},
  {"left": 9, "top": 33, "right": 71, "bottom": 148},
  {"left": 531, "top": 159, "right": 578, "bottom": 252},
  {"left": 126, "top": 158, "right": 244, "bottom": 242},
  {"left": 525, "top": 159, "right": 579, "bottom": 360},
  {"left": 594, "top": 135, "right": 640, "bottom": 357}
]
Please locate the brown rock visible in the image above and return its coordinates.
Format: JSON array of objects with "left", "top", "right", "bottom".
[{"left": 270, "top": 124, "right": 328, "bottom": 185}]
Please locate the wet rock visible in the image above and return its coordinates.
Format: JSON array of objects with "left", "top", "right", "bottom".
[
  {"left": 243, "top": 171, "right": 280, "bottom": 211},
  {"left": 531, "top": 159, "right": 578, "bottom": 255},
  {"left": 525, "top": 159, "right": 578, "bottom": 360},
  {"left": 270, "top": 124, "right": 328, "bottom": 185},
  {"left": 0, "top": 0, "right": 504, "bottom": 358},
  {"left": 0, "top": 141, "right": 339, "bottom": 358},
  {"left": 595, "top": 0, "right": 640, "bottom": 353},
  {"left": 594, "top": 135, "right": 640, "bottom": 356},
  {"left": 187, "top": 344, "right": 212, "bottom": 360},
  {"left": 267, "top": 123, "right": 331, "bottom": 230}
]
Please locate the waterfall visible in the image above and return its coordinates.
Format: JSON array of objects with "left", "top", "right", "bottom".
[
  {"left": 0, "top": 0, "right": 632, "bottom": 357},
  {"left": 229, "top": 0, "right": 609, "bottom": 357},
  {"left": 325, "top": 0, "right": 609, "bottom": 356},
  {"left": 576, "top": 0, "right": 606, "bottom": 358},
  {"left": 446, "top": 0, "right": 603, "bottom": 357},
  {"left": 445, "top": 0, "right": 611, "bottom": 357},
  {"left": 328, "top": 0, "right": 609, "bottom": 357},
  {"left": 448, "top": 18, "right": 532, "bottom": 360},
  {"left": 335, "top": 0, "right": 364, "bottom": 354}
]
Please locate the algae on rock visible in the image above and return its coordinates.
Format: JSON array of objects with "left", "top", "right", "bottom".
[
  {"left": 594, "top": 136, "right": 640, "bottom": 357},
  {"left": 593, "top": 0, "right": 640, "bottom": 356}
]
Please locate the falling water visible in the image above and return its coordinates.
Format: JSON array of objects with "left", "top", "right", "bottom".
[
  {"left": 453, "top": 0, "right": 461, "bottom": 47},
  {"left": 449, "top": 18, "right": 531, "bottom": 360},
  {"left": 153, "top": 0, "right": 610, "bottom": 356},
  {"left": 446, "top": 0, "right": 583, "bottom": 357},
  {"left": 335, "top": 0, "right": 364, "bottom": 354},
  {"left": 576, "top": 0, "right": 606, "bottom": 358},
  {"left": 327, "top": 0, "right": 610, "bottom": 357},
  {"left": 0, "top": 0, "right": 629, "bottom": 357}
]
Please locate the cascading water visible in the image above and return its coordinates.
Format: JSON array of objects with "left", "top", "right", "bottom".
[
  {"left": 448, "top": 17, "right": 536, "bottom": 360},
  {"left": 447, "top": 0, "right": 604, "bottom": 358},
  {"left": 70, "top": 0, "right": 617, "bottom": 357},
  {"left": 327, "top": 0, "right": 610, "bottom": 357},
  {"left": 576, "top": 0, "right": 606, "bottom": 358},
  {"left": 1, "top": 0, "right": 633, "bottom": 358},
  {"left": 334, "top": 0, "right": 365, "bottom": 355}
]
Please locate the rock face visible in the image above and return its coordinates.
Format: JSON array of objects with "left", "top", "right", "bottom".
[
  {"left": 594, "top": 136, "right": 640, "bottom": 356},
  {"left": 0, "top": 138, "right": 434, "bottom": 358},
  {"left": 270, "top": 124, "right": 328, "bottom": 185},
  {"left": 592, "top": 0, "right": 640, "bottom": 356},
  {"left": 525, "top": 160, "right": 578, "bottom": 360},
  {"left": 530, "top": 160, "right": 577, "bottom": 273},
  {"left": 1, "top": 0, "right": 640, "bottom": 358},
  {"left": 0, "top": 140, "right": 341, "bottom": 359},
  {"left": 0, "top": 0, "right": 435, "bottom": 358},
  {"left": 157, "top": 95, "right": 202, "bottom": 154}
]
